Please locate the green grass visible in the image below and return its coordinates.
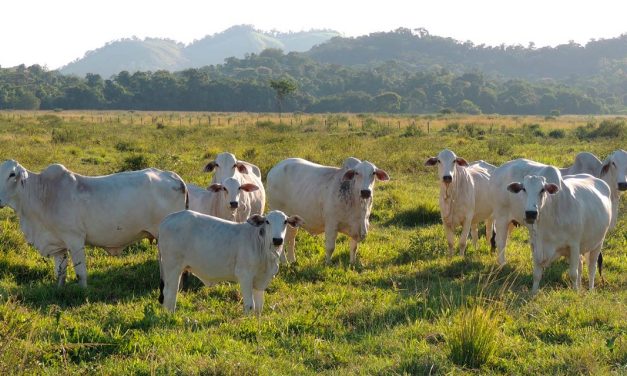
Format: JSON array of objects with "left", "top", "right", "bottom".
[{"left": 0, "top": 111, "right": 625, "bottom": 374}]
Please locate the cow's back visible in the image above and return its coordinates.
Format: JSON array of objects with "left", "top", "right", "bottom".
[
  {"left": 562, "top": 175, "right": 612, "bottom": 247},
  {"left": 468, "top": 165, "right": 493, "bottom": 221}
]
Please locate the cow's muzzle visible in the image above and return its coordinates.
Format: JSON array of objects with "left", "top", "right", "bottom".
[
  {"left": 272, "top": 238, "right": 283, "bottom": 246},
  {"left": 229, "top": 201, "right": 239, "bottom": 209},
  {"left": 360, "top": 189, "right": 371, "bottom": 199},
  {"left": 442, "top": 175, "right": 452, "bottom": 184},
  {"left": 525, "top": 210, "right": 538, "bottom": 224},
  {"left": 618, "top": 182, "right": 627, "bottom": 191}
]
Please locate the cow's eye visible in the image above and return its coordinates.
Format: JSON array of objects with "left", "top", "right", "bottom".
[
  {"left": 8, "top": 172, "right": 15, "bottom": 179},
  {"left": 539, "top": 188, "right": 545, "bottom": 194},
  {"left": 283, "top": 220, "right": 287, "bottom": 224},
  {"left": 436, "top": 159, "right": 440, "bottom": 164},
  {"left": 521, "top": 188, "right": 526, "bottom": 192},
  {"left": 265, "top": 220, "right": 270, "bottom": 224}
]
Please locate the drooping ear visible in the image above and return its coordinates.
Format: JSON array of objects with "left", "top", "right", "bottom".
[
  {"left": 203, "top": 161, "right": 217, "bottom": 172},
  {"left": 455, "top": 157, "right": 469, "bottom": 167},
  {"left": 286, "top": 215, "right": 304, "bottom": 228},
  {"left": 374, "top": 168, "right": 390, "bottom": 181},
  {"left": 208, "top": 183, "right": 223, "bottom": 192},
  {"left": 600, "top": 161, "right": 611, "bottom": 176},
  {"left": 342, "top": 169, "right": 356, "bottom": 181},
  {"left": 507, "top": 182, "right": 524, "bottom": 193},
  {"left": 424, "top": 157, "right": 438, "bottom": 166},
  {"left": 235, "top": 162, "right": 249, "bottom": 174},
  {"left": 239, "top": 183, "right": 259, "bottom": 192},
  {"left": 247, "top": 214, "right": 265, "bottom": 227},
  {"left": 544, "top": 183, "right": 559, "bottom": 194},
  {"left": 15, "top": 167, "right": 28, "bottom": 183}
]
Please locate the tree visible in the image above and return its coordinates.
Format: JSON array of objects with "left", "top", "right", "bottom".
[{"left": 270, "top": 78, "right": 296, "bottom": 120}]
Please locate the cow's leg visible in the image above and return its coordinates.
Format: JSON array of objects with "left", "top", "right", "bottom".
[
  {"left": 587, "top": 246, "right": 602, "bottom": 290},
  {"left": 53, "top": 251, "right": 69, "bottom": 287},
  {"left": 459, "top": 217, "right": 472, "bottom": 256},
  {"left": 68, "top": 247, "right": 88, "bottom": 288},
  {"left": 485, "top": 217, "right": 494, "bottom": 251},
  {"left": 349, "top": 238, "right": 360, "bottom": 265},
  {"left": 284, "top": 226, "right": 298, "bottom": 264},
  {"left": 568, "top": 244, "right": 581, "bottom": 291},
  {"left": 494, "top": 217, "right": 510, "bottom": 266},
  {"left": 444, "top": 224, "right": 456, "bottom": 257},
  {"left": 324, "top": 226, "right": 338, "bottom": 264},
  {"left": 470, "top": 222, "right": 479, "bottom": 252},
  {"left": 161, "top": 270, "right": 181, "bottom": 312},
  {"left": 237, "top": 274, "right": 255, "bottom": 314},
  {"left": 578, "top": 255, "right": 584, "bottom": 289},
  {"left": 252, "top": 289, "right": 265, "bottom": 316},
  {"left": 531, "top": 260, "right": 543, "bottom": 295}
]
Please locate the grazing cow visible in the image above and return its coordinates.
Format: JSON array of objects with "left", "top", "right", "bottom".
[
  {"left": 598, "top": 149, "right": 627, "bottom": 230},
  {"left": 203, "top": 152, "right": 264, "bottom": 215},
  {"left": 559, "top": 152, "right": 602, "bottom": 176},
  {"left": 0, "top": 160, "right": 188, "bottom": 287},
  {"left": 489, "top": 159, "right": 563, "bottom": 265},
  {"left": 187, "top": 177, "right": 261, "bottom": 222},
  {"left": 267, "top": 157, "right": 390, "bottom": 265},
  {"left": 425, "top": 149, "right": 494, "bottom": 256},
  {"left": 158, "top": 210, "right": 303, "bottom": 314},
  {"left": 506, "top": 174, "right": 611, "bottom": 293}
]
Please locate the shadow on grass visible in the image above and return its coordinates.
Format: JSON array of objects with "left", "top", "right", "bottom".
[{"left": 384, "top": 204, "right": 441, "bottom": 228}]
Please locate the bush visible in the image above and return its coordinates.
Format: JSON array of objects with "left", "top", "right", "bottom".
[
  {"left": 441, "top": 122, "right": 460, "bottom": 133},
  {"left": 548, "top": 129, "right": 566, "bottom": 139},
  {"left": 38, "top": 114, "right": 63, "bottom": 127},
  {"left": 118, "top": 154, "right": 152, "bottom": 172},
  {"left": 401, "top": 123, "right": 425, "bottom": 137},
  {"left": 487, "top": 138, "right": 513, "bottom": 156},
  {"left": 51, "top": 128, "right": 78, "bottom": 143},
  {"left": 447, "top": 305, "right": 499, "bottom": 369}
]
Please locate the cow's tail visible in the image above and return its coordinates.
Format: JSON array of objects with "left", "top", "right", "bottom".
[
  {"left": 490, "top": 225, "right": 497, "bottom": 251},
  {"left": 157, "top": 240, "right": 165, "bottom": 304},
  {"left": 597, "top": 252, "right": 604, "bottom": 285}
]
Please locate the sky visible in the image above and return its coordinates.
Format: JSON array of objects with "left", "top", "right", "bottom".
[{"left": 1, "top": 0, "right": 625, "bottom": 69}]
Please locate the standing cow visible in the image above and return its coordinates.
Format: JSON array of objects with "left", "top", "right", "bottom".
[
  {"left": 506, "top": 174, "right": 611, "bottom": 293},
  {"left": 425, "top": 149, "right": 495, "bottom": 256},
  {"left": 267, "top": 157, "right": 389, "bottom": 265},
  {"left": 158, "top": 210, "right": 303, "bottom": 314},
  {"left": 0, "top": 160, "right": 188, "bottom": 287},
  {"left": 598, "top": 149, "right": 627, "bottom": 230},
  {"left": 559, "top": 152, "right": 602, "bottom": 176},
  {"left": 187, "top": 176, "right": 262, "bottom": 222}
]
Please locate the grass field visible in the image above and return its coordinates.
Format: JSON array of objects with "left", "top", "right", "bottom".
[{"left": 0, "top": 111, "right": 625, "bottom": 375}]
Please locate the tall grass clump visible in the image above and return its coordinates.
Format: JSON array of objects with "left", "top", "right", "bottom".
[{"left": 447, "top": 305, "right": 499, "bottom": 369}]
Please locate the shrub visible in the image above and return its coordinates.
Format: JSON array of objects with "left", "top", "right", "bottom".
[
  {"left": 441, "top": 122, "right": 460, "bottom": 133},
  {"left": 548, "top": 129, "right": 566, "bottom": 139},
  {"left": 51, "top": 128, "right": 78, "bottom": 143},
  {"left": 38, "top": 114, "right": 63, "bottom": 127},
  {"left": 575, "top": 118, "right": 625, "bottom": 139},
  {"left": 447, "top": 305, "right": 498, "bottom": 369},
  {"left": 118, "top": 154, "right": 151, "bottom": 172},
  {"left": 401, "top": 123, "right": 425, "bottom": 137},
  {"left": 487, "top": 138, "right": 513, "bottom": 156}
]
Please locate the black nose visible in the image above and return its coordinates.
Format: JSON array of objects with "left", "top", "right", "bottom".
[
  {"left": 272, "top": 238, "right": 283, "bottom": 246},
  {"left": 360, "top": 190, "right": 371, "bottom": 199},
  {"left": 230, "top": 201, "right": 238, "bottom": 209},
  {"left": 442, "top": 175, "right": 452, "bottom": 183},
  {"left": 618, "top": 182, "right": 627, "bottom": 191},
  {"left": 525, "top": 210, "right": 538, "bottom": 223}
]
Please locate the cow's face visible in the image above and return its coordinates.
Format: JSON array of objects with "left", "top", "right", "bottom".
[
  {"left": 507, "top": 175, "right": 559, "bottom": 224},
  {"left": 203, "top": 152, "right": 249, "bottom": 180},
  {"left": 342, "top": 161, "right": 390, "bottom": 200},
  {"left": 208, "top": 177, "right": 258, "bottom": 213},
  {"left": 425, "top": 149, "right": 468, "bottom": 186},
  {"left": 247, "top": 211, "right": 303, "bottom": 248},
  {"left": 0, "top": 160, "right": 28, "bottom": 208},
  {"left": 601, "top": 149, "right": 627, "bottom": 192}
]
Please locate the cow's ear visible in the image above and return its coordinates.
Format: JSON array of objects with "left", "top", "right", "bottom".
[
  {"left": 342, "top": 169, "right": 356, "bottom": 181},
  {"left": 14, "top": 167, "right": 28, "bottom": 183},
  {"left": 203, "top": 161, "right": 217, "bottom": 173},
  {"left": 455, "top": 157, "right": 469, "bottom": 167},
  {"left": 247, "top": 214, "right": 265, "bottom": 227},
  {"left": 374, "top": 168, "right": 390, "bottom": 181},
  {"left": 544, "top": 183, "right": 559, "bottom": 194},
  {"left": 235, "top": 162, "right": 249, "bottom": 174},
  {"left": 239, "top": 183, "right": 259, "bottom": 192},
  {"left": 507, "top": 182, "right": 524, "bottom": 193},
  {"left": 424, "top": 157, "right": 438, "bottom": 166},
  {"left": 600, "top": 161, "right": 611, "bottom": 176},
  {"left": 208, "top": 184, "right": 223, "bottom": 192},
  {"left": 286, "top": 215, "right": 304, "bottom": 228}
]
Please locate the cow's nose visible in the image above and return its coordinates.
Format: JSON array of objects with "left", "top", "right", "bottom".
[
  {"left": 360, "top": 189, "right": 371, "bottom": 199},
  {"left": 230, "top": 201, "right": 238, "bottom": 209},
  {"left": 525, "top": 210, "right": 538, "bottom": 223},
  {"left": 272, "top": 238, "right": 283, "bottom": 246},
  {"left": 442, "top": 175, "right": 452, "bottom": 184},
  {"left": 618, "top": 182, "right": 627, "bottom": 191}
]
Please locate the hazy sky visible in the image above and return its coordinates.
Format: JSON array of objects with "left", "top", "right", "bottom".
[{"left": 1, "top": 0, "right": 625, "bottom": 69}]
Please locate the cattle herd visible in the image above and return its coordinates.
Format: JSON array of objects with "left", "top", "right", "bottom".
[{"left": 0, "top": 149, "right": 625, "bottom": 315}]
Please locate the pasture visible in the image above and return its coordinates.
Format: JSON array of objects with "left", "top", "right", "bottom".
[{"left": 0, "top": 111, "right": 625, "bottom": 375}]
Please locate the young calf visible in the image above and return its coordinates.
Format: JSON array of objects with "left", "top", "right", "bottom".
[
  {"left": 507, "top": 174, "right": 612, "bottom": 294},
  {"left": 158, "top": 210, "right": 303, "bottom": 314},
  {"left": 187, "top": 177, "right": 261, "bottom": 222},
  {"left": 425, "top": 149, "right": 494, "bottom": 256}
]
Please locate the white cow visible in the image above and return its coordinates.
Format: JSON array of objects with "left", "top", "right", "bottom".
[
  {"left": 489, "top": 159, "right": 563, "bottom": 265},
  {"left": 598, "top": 149, "right": 627, "bottom": 230},
  {"left": 506, "top": 174, "right": 611, "bottom": 293},
  {"left": 425, "top": 149, "right": 494, "bottom": 256},
  {"left": 267, "top": 157, "right": 390, "bottom": 265},
  {"left": 0, "top": 160, "right": 188, "bottom": 287},
  {"left": 158, "top": 210, "right": 303, "bottom": 314},
  {"left": 187, "top": 177, "right": 261, "bottom": 222},
  {"left": 203, "top": 152, "right": 265, "bottom": 215},
  {"left": 559, "top": 152, "right": 602, "bottom": 176}
]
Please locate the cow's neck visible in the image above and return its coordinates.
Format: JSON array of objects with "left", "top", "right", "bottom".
[
  {"left": 12, "top": 170, "right": 42, "bottom": 218},
  {"left": 439, "top": 165, "right": 470, "bottom": 221}
]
